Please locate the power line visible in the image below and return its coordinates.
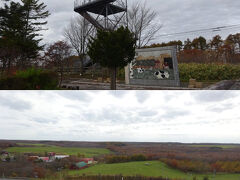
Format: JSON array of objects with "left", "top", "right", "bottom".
[{"left": 157, "top": 24, "right": 240, "bottom": 38}]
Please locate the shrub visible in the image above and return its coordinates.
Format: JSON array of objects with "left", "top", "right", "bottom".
[
  {"left": 179, "top": 63, "right": 240, "bottom": 82},
  {"left": 203, "top": 176, "right": 209, "bottom": 180},
  {"left": 0, "top": 68, "right": 58, "bottom": 90},
  {"left": 117, "top": 68, "right": 125, "bottom": 80}
]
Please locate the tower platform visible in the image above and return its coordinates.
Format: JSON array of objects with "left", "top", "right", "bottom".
[{"left": 74, "top": 0, "right": 126, "bottom": 16}]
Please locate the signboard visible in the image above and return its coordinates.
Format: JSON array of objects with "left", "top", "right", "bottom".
[{"left": 125, "top": 46, "right": 180, "bottom": 87}]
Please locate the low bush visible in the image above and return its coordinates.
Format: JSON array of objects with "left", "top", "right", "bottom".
[
  {"left": 179, "top": 63, "right": 240, "bottom": 82},
  {"left": 0, "top": 68, "right": 59, "bottom": 90}
]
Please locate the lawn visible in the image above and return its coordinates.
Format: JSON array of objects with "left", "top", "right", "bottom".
[
  {"left": 6, "top": 146, "right": 112, "bottom": 157},
  {"left": 189, "top": 144, "right": 240, "bottom": 149},
  {"left": 68, "top": 161, "right": 240, "bottom": 180}
]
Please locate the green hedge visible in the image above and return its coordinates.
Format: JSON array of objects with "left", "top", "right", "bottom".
[
  {"left": 0, "top": 68, "right": 59, "bottom": 90},
  {"left": 179, "top": 63, "right": 240, "bottom": 82}
]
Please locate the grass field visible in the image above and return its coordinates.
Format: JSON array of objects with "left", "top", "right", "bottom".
[
  {"left": 6, "top": 146, "right": 112, "bottom": 157},
  {"left": 68, "top": 161, "right": 240, "bottom": 180},
  {"left": 189, "top": 144, "right": 240, "bottom": 149},
  {"left": 16, "top": 143, "right": 48, "bottom": 147}
]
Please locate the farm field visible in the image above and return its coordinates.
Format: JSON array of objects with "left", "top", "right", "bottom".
[
  {"left": 6, "top": 146, "right": 112, "bottom": 157},
  {"left": 189, "top": 144, "right": 240, "bottom": 149},
  {"left": 68, "top": 161, "right": 240, "bottom": 180}
]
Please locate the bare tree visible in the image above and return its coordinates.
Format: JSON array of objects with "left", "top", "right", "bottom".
[
  {"left": 127, "top": 1, "right": 162, "bottom": 48},
  {"left": 64, "top": 16, "right": 94, "bottom": 74},
  {"left": 45, "top": 41, "right": 72, "bottom": 87}
]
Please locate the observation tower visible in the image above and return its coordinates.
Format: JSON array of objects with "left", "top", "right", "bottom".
[{"left": 74, "top": 0, "right": 127, "bottom": 30}]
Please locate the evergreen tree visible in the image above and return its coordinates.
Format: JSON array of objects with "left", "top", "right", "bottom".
[
  {"left": 19, "top": 0, "right": 50, "bottom": 67},
  {"left": 0, "top": 1, "right": 25, "bottom": 72},
  {"left": 0, "top": 0, "right": 50, "bottom": 70},
  {"left": 88, "top": 27, "right": 136, "bottom": 90}
]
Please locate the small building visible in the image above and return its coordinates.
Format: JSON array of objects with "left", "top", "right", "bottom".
[
  {"left": 54, "top": 155, "right": 69, "bottom": 160},
  {"left": 39, "top": 157, "right": 50, "bottom": 162},
  {"left": 80, "top": 158, "right": 94, "bottom": 164},
  {"left": 1, "top": 151, "right": 8, "bottom": 155},
  {"left": 76, "top": 161, "right": 88, "bottom": 169}
]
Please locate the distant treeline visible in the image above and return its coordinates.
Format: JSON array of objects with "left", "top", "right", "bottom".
[
  {"left": 162, "top": 158, "right": 240, "bottom": 173},
  {"left": 107, "top": 144, "right": 240, "bottom": 163},
  {"left": 105, "top": 154, "right": 147, "bottom": 164},
  {"left": 145, "top": 33, "right": 240, "bottom": 64}
]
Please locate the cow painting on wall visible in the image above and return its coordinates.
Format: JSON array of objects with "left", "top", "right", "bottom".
[{"left": 128, "top": 46, "right": 180, "bottom": 87}]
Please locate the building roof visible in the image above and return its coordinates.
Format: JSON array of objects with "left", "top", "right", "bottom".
[
  {"left": 76, "top": 161, "right": 87, "bottom": 168},
  {"left": 39, "top": 157, "right": 49, "bottom": 161}
]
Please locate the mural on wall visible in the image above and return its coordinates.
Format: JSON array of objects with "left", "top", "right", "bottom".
[{"left": 130, "top": 52, "right": 175, "bottom": 80}]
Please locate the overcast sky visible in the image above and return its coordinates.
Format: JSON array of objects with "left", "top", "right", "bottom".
[
  {"left": 0, "top": 91, "right": 240, "bottom": 143},
  {"left": 1, "top": 0, "right": 240, "bottom": 45},
  {"left": 40, "top": 0, "right": 240, "bottom": 44}
]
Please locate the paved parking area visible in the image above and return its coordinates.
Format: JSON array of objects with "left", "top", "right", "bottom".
[
  {"left": 62, "top": 79, "right": 240, "bottom": 90},
  {"left": 205, "top": 80, "right": 240, "bottom": 90},
  {"left": 61, "top": 80, "right": 196, "bottom": 90}
]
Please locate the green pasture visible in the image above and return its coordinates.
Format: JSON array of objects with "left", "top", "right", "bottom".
[
  {"left": 68, "top": 161, "right": 240, "bottom": 180},
  {"left": 6, "top": 146, "right": 112, "bottom": 157},
  {"left": 16, "top": 143, "right": 49, "bottom": 147}
]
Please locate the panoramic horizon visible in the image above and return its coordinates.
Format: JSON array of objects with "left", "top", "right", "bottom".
[
  {"left": 1, "top": 139, "right": 240, "bottom": 145},
  {"left": 0, "top": 91, "right": 239, "bottom": 143}
]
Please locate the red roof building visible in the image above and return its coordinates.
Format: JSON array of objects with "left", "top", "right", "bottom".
[{"left": 39, "top": 157, "right": 49, "bottom": 162}]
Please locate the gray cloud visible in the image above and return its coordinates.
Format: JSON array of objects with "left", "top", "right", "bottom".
[
  {"left": 32, "top": 117, "right": 58, "bottom": 124},
  {"left": 191, "top": 91, "right": 237, "bottom": 103},
  {"left": 138, "top": 110, "right": 158, "bottom": 117},
  {"left": 0, "top": 96, "right": 32, "bottom": 111},
  {"left": 56, "top": 91, "right": 90, "bottom": 102},
  {"left": 208, "top": 104, "right": 233, "bottom": 113},
  {"left": 135, "top": 91, "right": 150, "bottom": 103},
  {"left": 162, "top": 109, "right": 191, "bottom": 120},
  {"left": 109, "top": 91, "right": 129, "bottom": 98}
]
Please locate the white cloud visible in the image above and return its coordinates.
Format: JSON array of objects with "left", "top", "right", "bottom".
[{"left": 0, "top": 91, "right": 240, "bottom": 143}]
